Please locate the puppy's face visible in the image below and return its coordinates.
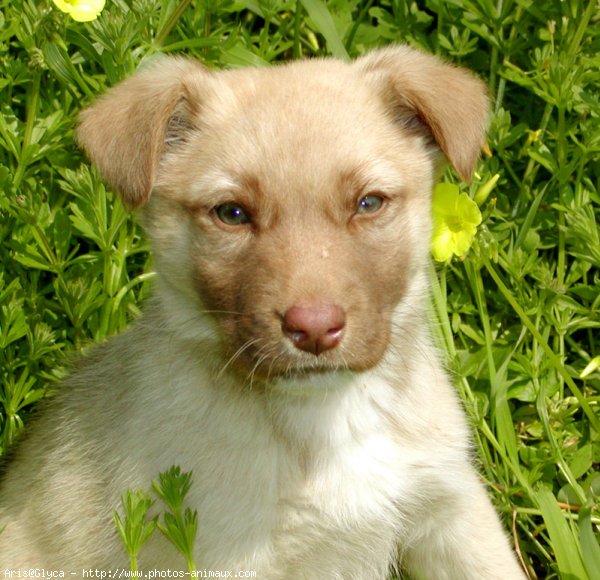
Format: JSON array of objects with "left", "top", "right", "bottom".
[
  {"left": 77, "top": 48, "right": 489, "bottom": 385},
  {"left": 149, "top": 65, "right": 434, "bottom": 379}
]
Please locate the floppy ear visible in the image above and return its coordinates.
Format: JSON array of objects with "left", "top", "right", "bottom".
[
  {"left": 76, "top": 57, "right": 209, "bottom": 208},
  {"left": 355, "top": 45, "right": 489, "bottom": 181}
]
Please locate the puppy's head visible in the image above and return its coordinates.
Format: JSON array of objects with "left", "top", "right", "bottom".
[{"left": 77, "top": 47, "right": 488, "bottom": 388}]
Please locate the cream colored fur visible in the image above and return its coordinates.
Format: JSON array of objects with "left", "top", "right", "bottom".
[{"left": 0, "top": 46, "right": 527, "bottom": 579}]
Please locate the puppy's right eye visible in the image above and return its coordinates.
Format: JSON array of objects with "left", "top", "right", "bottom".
[
  {"left": 356, "top": 194, "right": 385, "bottom": 216},
  {"left": 214, "top": 203, "right": 251, "bottom": 226}
]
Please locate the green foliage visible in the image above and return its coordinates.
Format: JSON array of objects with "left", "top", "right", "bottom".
[
  {"left": 115, "top": 466, "right": 197, "bottom": 571},
  {"left": 153, "top": 466, "right": 198, "bottom": 571},
  {"left": 114, "top": 489, "right": 157, "bottom": 572},
  {"left": 1, "top": 0, "right": 598, "bottom": 578}
]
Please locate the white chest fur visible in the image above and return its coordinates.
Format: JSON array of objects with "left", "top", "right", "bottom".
[{"left": 158, "top": 370, "right": 414, "bottom": 577}]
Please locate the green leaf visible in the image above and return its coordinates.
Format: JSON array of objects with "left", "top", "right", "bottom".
[
  {"left": 43, "top": 43, "right": 90, "bottom": 96},
  {"left": 0, "top": 296, "right": 28, "bottom": 348},
  {"left": 579, "top": 506, "right": 600, "bottom": 579},
  {"left": 299, "top": 0, "right": 349, "bottom": 60},
  {"left": 535, "top": 486, "right": 587, "bottom": 579},
  {"left": 220, "top": 45, "right": 270, "bottom": 68},
  {"left": 152, "top": 465, "right": 193, "bottom": 512},
  {"left": 114, "top": 489, "right": 157, "bottom": 560}
]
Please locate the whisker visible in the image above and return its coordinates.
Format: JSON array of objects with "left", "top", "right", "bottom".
[
  {"left": 216, "top": 337, "right": 262, "bottom": 380},
  {"left": 247, "top": 344, "right": 267, "bottom": 372},
  {"left": 265, "top": 346, "right": 289, "bottom": 382},
  {"left": 196, "top": 309, "right": 245, "bottom": 317},
  {"left": 246, "top": 342, "right": 274, "bottom": 390}
]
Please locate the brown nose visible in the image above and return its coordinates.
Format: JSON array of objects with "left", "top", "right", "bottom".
[{"left": 282, "top": 304, "right": 346, "bottom": 355}]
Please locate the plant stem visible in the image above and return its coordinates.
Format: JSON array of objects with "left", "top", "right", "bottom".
[
  {"left": 154, "top": 0, "right": 193, "bottom": 48},
  {"left": 345, "top": 0, "right": 375, "bottom": 52},
  {"left": 13, "top": 72, "right": 40, "bottom": 191},
  {"left": 464, "top": 260, "right": 496, "bottom": 379}
]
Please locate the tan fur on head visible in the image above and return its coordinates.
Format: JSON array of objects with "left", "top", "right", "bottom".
[
  {"left": 77, "top": 46, "right": 488, "bottom": 207},
  {"left": 76, "top": 57, "right": 210, "bottom": 207},
  {"left": 356, "top": 46, "right": 489, "bottom": 181}
]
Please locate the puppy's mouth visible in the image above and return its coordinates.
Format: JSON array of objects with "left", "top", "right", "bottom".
[
  {"left": 284, "top": 365, "right": 341, "bottom": 376},
  {"left": 275, "top": 362, "right": 349, "bottom": 381},
  {"left": 224, "top": 346, "right": 349, "bottom": 384}
]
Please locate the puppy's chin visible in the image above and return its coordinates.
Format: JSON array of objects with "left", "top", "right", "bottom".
[{"left": 268, "top": 368, "right": 356, "bottom": 396}]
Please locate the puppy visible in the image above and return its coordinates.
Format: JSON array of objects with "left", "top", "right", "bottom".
[{"left": 0, "top": 46, "right": 527, "bottom": 579}]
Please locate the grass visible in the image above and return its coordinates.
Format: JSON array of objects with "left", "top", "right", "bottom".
[{"left": 0, "top": 0, "right": 598, "bottom": 577}]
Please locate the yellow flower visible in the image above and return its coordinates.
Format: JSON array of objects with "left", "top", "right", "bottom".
[
  {"left": 431, "top": 182, "right": 482, "bottom": 262},
  {"left": 52, "top": 0, "right": 105, "bottom": 22}
]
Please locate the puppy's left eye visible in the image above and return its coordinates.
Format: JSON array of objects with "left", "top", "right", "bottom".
[
  {"left": 214, "top": 203, "right": 251, "bottom": 226},
  {"left": 356, "top": 194, "right": 385, "bottom": 216}
]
